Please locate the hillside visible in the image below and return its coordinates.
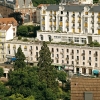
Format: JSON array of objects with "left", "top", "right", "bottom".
[{"left": 32, "top": 0, "right": 61, "bottom": 6}]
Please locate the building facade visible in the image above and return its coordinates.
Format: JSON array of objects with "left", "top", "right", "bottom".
[
  {"left": 5, "top": 40, "right": 100, "bottom": 75},
  {"left": 0, "top": 18, "right": 17, "bottom": 62},
  {"left": 37, "top": 0, "right": 100, "bottom": 44},
  {"left": 14, "top": 0, "right": 36, "bottom": 23}
]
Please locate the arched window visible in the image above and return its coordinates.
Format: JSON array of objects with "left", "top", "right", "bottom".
[{"left": 40, "top": 35, "right": 43, "bottom": 41}]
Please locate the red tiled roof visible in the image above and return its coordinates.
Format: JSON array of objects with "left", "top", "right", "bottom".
[{"left": 0, "top": 17, "right": 17, "bottom": 26}]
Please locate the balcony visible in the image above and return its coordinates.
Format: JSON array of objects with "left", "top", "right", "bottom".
[
  {"left": 55, "top": 57, "right": 59, "bottom": 59},
  {"left": 78, "top": 20, "right": 81, "bottom": 23},
  {"left": 42, "top": 21, "right": 45, "bottom": 25},
  {"left": 59, "top": 22, "right": 62, "bottom": 26},
  {"left": 78, "top": 15, "right": 81, "bottom": 17},
  {"left": 91, "top": 26, "right": 94, "bottom": 29},
  {"left": 72, "top": 26, "right": 75, "bottom": 28},
  {"left": 71, "top": 14, "right": 75, "bottom": 17},
  {"left": 72, "top": 20, "right": 75, "bottom": 23},
  {"left": 91, "top": 15, "right": 94, "bottom": 17},
  {"left": 84, "top": 23, "right": 88, "bottom": 27},
  {"left": 70, "top": 52, "right": 74, "bottom": 55},
  {"left": 49, "top": 19, "right": 52, "bottom": 22},
  {"left": 81, "top": 53, "right": 85, "bottom": 56},
  {"left": 77, "top": 26, "right": 81, "bottom": 28},
  {"left": 60, "top": 51, "right": 64, "bottom": 54},
  {"left": 66, "top": 57, "right": 69, "bottom": 60},
  {"left": 97, "top": 26, "right": 100, "bottom": 29},
  {"left": 97, "top": 15, "right": 100, "bottom": 18},
  {"left": 97, "top": 21, "right": 100, "bottom": 24},
  {"left": 91, "top": 21, "right": 94, "bottom": 24},
  {"left": 87, "top": 60, "right": 91, "bottom": 63},
  {"left": 75, "top": 59, "right": 79, "bottom": 62}
]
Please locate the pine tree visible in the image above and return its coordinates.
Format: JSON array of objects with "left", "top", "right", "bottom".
[
  {"left": 14, "top": 47, "right": 26, "bottom": 70},
  {"left": 38, "top": 42, "right": 58, "bottom": 90}
]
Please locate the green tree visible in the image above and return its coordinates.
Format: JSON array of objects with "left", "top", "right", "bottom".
[
  {"left": 38, "top": 41, "right": 58, "bottom": 91},
  {"left": 17, "top": 25, "right": 28, "bottom": 36},
  {"left": 8, "top": 67, "right": 39, "bottom": 97},
  {"left": 14, "top": 47, "right": 26, "bottom": 70},
  {"left": 93, "top": 0, "right": 99, "bottom": 3},
  {"left": 0, "top": 68, "right": 4, "bottom": 77},
  {"left": 8, "top": 12, "right": 23, "bottom": 25},
  {"left": 57, "top": 71, "right": 67, "bottom": 88},
  {"left": 0, "top": 82, "right": 9, "bottom": 99}
]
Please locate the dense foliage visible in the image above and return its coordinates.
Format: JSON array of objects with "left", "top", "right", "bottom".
[
  {"left": 14, "top": 47, "right": 26, "bottom": 70},
  {"left": 17, "top": 25, "right": 40, "bottom": 38},
  {"left": 8, "top": 12, "right": 23, "bottom": 25},
  {"left": 32, "top": 0, "right": 60, "bottom": 6},
  {"left": 0, "top": 43, "right": 70, "bottom": 100}
]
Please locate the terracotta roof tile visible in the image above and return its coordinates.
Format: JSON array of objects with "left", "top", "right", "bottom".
[{"left": 0, "top": 17, "right": 17, "bottom": 26}]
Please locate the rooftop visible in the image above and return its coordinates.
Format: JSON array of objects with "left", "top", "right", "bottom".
[{"left": 0, "top": 17, "right": 17, "bottom": 26}]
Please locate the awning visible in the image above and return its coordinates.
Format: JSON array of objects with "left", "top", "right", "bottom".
[
  {"left": 93, "top": 70, "right": 99, "bottom": 74},
  {"left": 11, "top": 57, "right": 17, "bottom": 61}
]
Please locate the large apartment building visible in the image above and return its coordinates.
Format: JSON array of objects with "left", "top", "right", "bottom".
[
  {"left": 5, "top": 39, "right": 100, "bottom": 75},
  {"left": 37, "top": 0, "right": 100, "bottom": 44}
]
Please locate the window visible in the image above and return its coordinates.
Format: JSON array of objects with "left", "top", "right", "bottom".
[
  {"left": 56, "top": 48, "right": 59, "bottom": 52},
  {"left": 36, "top": 52, "right": 38, "bottom": 56},
  {"left": 89, "top": 51, "right": 91, "bottom": 55},
  {"left": 56, "top": 59, "right": 59, "bottom": 63},
  {"left": 36, "top": 46, "right": 38, "bottom": 50},
  {"left": 52, "top": 53, "right": 54, "bottom": 57},
  {"left": 67, "top": 61, "right": 69, "bottom": 64},
  {"left": 62, "top": 60, "right": 64, "bottom": 63},
  {"left": 77, "top": 50, "right": 79, "bottom": 53},
  {"left": 95, "top": 63, "right": 97, "bottom": 67},
  {"left": 61, "top": 11, "right": 63, "bottom": 14},
  {"left": 67, "top": 55, "right": 69, "bottom": 58},
  {"left": 60, "top": 17, "right": 62, "bottom": 21},
  {"left": 48, "top": 35, "right": 52, "bottom": 41},
  {"left": 51, "top": 48, "right": 54, "bottom": 52},
  {"left": 72, "top": 56, "right": 74, "bottom": 59},
  {"left": 77, "top": 56, "right": 79, "bottom": 60},
  {"left": 83, "top": 56, "right": 85, "bottom": 60},
  {"left": 83, "top": 62, "right": 85, "bottom": 65},
  {"left": 57, "top": 54, "right": 59, "bottom": 58},
  {"left": 72, "top": 61, "right": 74, "bottom": 65},
  {"left": 76, "top": 62, "right": 79, "bottom": 64},
  {"left": 67, "top": 12, "right": 69, "bottom": 15},
  {"left": 89, "top": 62, "right": 91, "bottom": 66},
  {"left": 40, "top": 35, "right": 43, "bottom": 40},
  {"left": 30, "top": 46, "right": 32, "bottom": 50},
  {"left": 95, "top": 57, "right": 97, "bottom": 61},
  {"left": 81, "top": 38, "right": 86, "bottom": 43},
  {"left": 8, "top": 50, "right": 10, "bottom": 54},
  {"left": 89, "top": 57, "right": 91, "bottom": 60},
  {"left": 67, "top": 49, "right": 69, "bottom": 53},
  {"left": 62, "top": 54, "right": 64, "bottom": 58},
  {"left": 84, "top": 92, "right": 93, "bottom": 100},
  {"left": 74, "top": 37, "right": 79, "bottom": 42},
  {"left": 52, "top": 59, "right": 54, "bottom": 63}
]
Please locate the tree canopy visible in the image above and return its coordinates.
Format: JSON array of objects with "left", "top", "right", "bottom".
[
  {"left": 38, "top": 41, "right": 58, "bottom": 91},
  {"left": 8, "top": 12, "right": 23, "bottom": 25},
  {"left": 14, "top": 47, "right": 26, "bottom": 70}
]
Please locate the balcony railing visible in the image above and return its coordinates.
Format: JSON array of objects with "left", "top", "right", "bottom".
[{"left": 81, "top": 53, "right": 85, "bottom": 56}]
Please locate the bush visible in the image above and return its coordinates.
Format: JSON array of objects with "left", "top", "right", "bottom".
[
  {"left": 22, "top": 38, "right": 29, "bottom": 42},
  {"left": 18, "top": 36, "right": 22, "bottom": 40}
]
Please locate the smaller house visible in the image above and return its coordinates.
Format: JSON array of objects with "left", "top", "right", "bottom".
[{"left": 0, "top": 17, "right": 17, "bottom": 39}]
